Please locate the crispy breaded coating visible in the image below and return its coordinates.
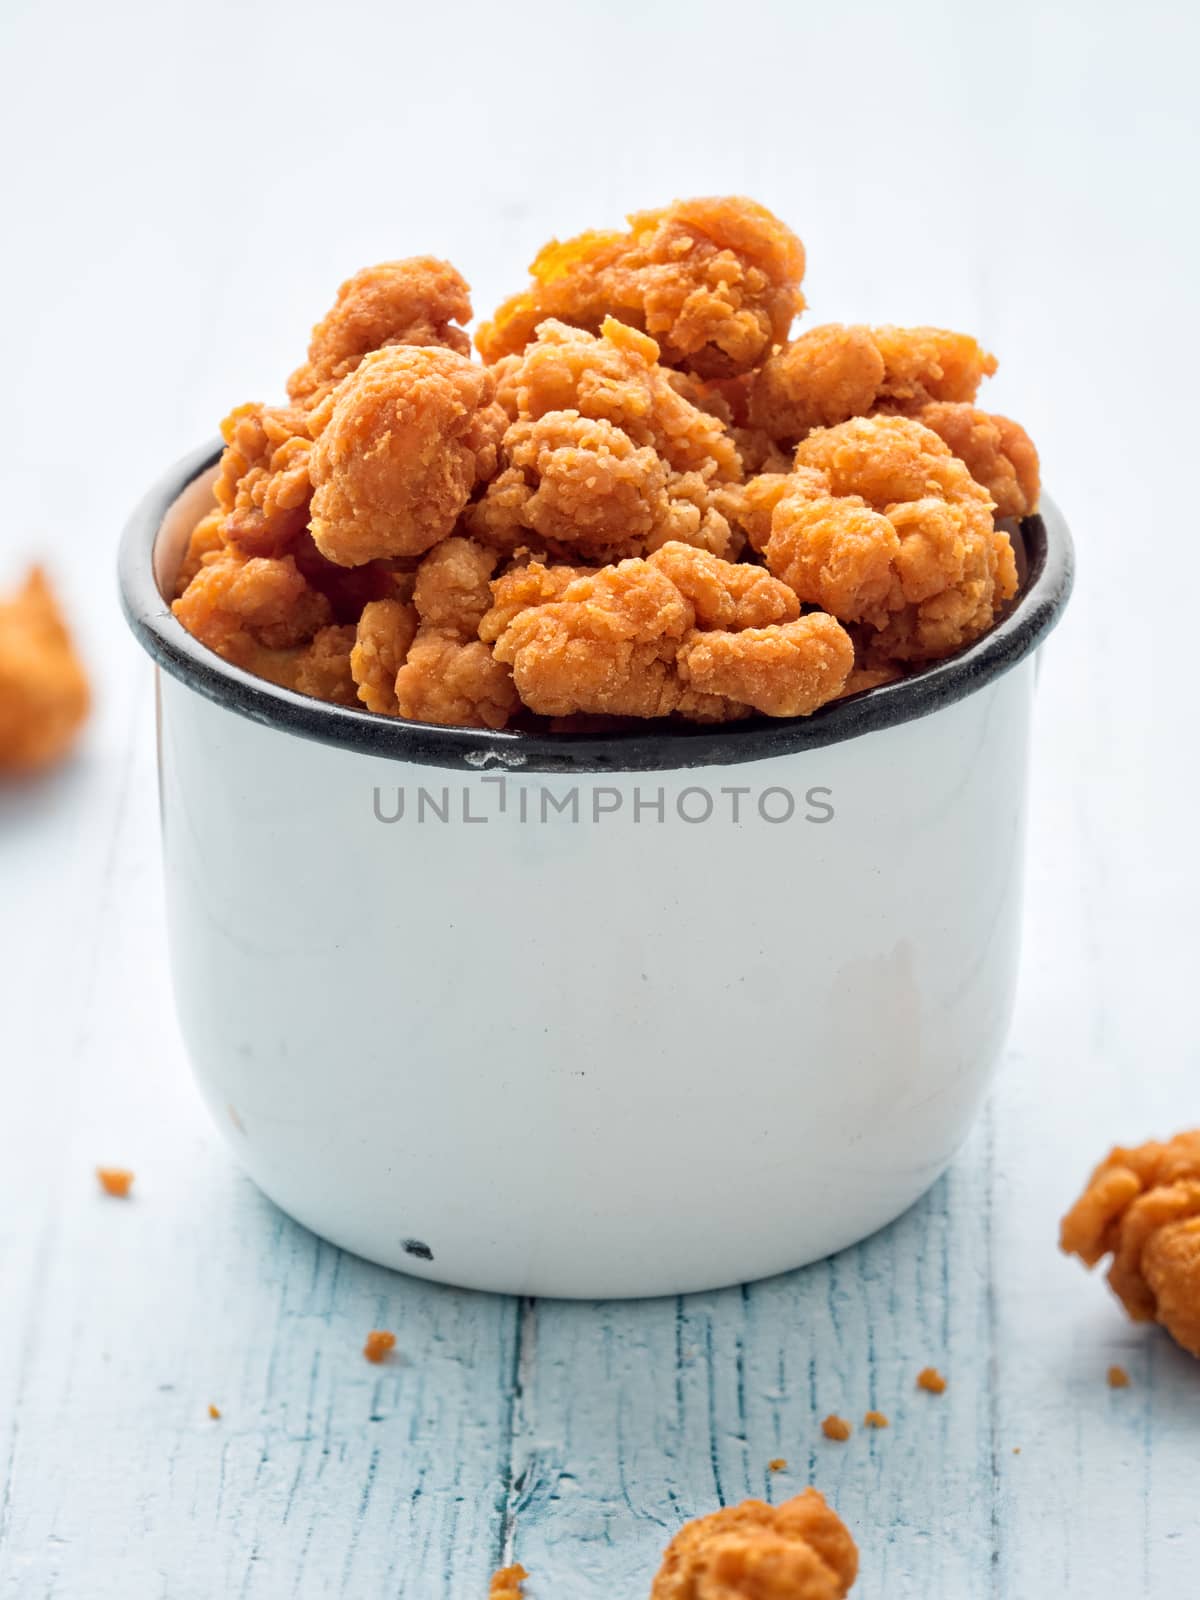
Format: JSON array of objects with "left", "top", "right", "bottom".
[
  {"left": 754, "top": 416, "right": 1017, "bottom": 662},
  {"left": 1061, "top": 1130, "right": 1200, "bottom": 1358},
  {"left": 411, "top": 536, "right": 499, "bottom": 635},
  {"left": 477, "top": 196, "right": 805, "bottom": 377},
  {"left": 487, "top": 543, "right": 851, "bottom": 721},
  {"left": 749, "top": 324, "right": 997, "bottom": 444},
  {"left": 478, "top": 560, "right": 584, "bottom": 642},
  {"left": 175, "top": 510, "right": 227, "bottom": 597},
  {"left": 350, "top": 599, "right": 418, "bottom": 714},
  {"left": 393, "top": 629, "right": 519, "bottom": 729},
  {"left": 0, "top": 567, "right": 90, "bottom": 773},
  {"left": 489, "top": 557, "right": 721, "bottom": 721},
  {"left": 307, "top": 346, "right": 504, "bottom": 566},
  {"left": 649, "top": 542, "right": 798, "bottom": 629},
  {"left": 469, "top": 411, "right": 736, "bottom": 563},
  {"left": 912, "top": 402, "right": 1040, "bottom": 518},
  {"left": 172, "top": 546, "right": 332, "bottom": 670},
  {"left": 493, "top": 317, "right": 741, "bottom": 480},
  {"left": 289, "top": 624, "right": 359, "bottom": 706},
  {"left": 387, "top": 537, "right": 518, "bottom": 729},
  {"left": 213, "top": 402, "right": 313, "bottom": 557},
  {"left": 679, "top": 613, "right": 853, "bottom": 717},
  {"left": 288, "top": 257, "right": 473, "bottom": 403},
  {"left": 469, "top": 318, "right": 742, "bottom": 562},
  {"left": 649, "top": 1490, "right": 858, "bottom": 1600},
  {"left": 469, "top": 411, "right": 670, "bottom": 560}
]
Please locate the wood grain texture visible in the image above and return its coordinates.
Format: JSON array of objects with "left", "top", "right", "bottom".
[{"left": 2, "top": 0, "right": 1199, "bottom": 1593}]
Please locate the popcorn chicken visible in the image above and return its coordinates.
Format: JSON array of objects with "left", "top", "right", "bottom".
[
  {"left": 1061, "top": 1130, "right": 1200, "bottom": 1358},
  {"left": 0, "top": 567, "right": 90, "bottom": 774}
]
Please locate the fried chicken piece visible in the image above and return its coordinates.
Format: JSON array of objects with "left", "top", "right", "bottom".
[
  {"left": 749, "top": 324, "right": 997, "bottom": 445},
  {"left": 911, "top": 402, "right": 1040, "bottom": 518},
  {"left": 469, "top": 319, "right": 741, "bottom": 562},
  {"left": 479, "top": 559, "right": 585, "bottom": 641},
  {"left": 493, "top": 317, "right": 741, "bottom": 480},
  {"left": 488, "top": 556, "right": 717, "bottom": 721},
  {"left": 486, "top": 543, "right": 851, "bottom": 721},
  {"left": 213, "top": 402, "right": 313, "bottom": 557},
  {"left": 679, "top": 614, "right": 853, "bottom": 718},
  {"left": 175, "top": 510, "right": 227, "bottom": 596},
  {"left": 649, "top": 1490, "right": 858, "bottom": 1600},
  {"left": 1061, "top": 1130, "right": 1200, "bottom": 1357},
  {"left": 350, "top": 598, "right": 418, "bottom": 714},
  {"left": 393, "top": 629, "right": 519, "bottom": 730},
  {"left": 388, "top": 537, "right": 518, "bottom": 730},
  {"left": 172, "top": 546, "right": 332, "bottom": 673},
  {"left": 0, "top": 567, "right": 91, "bottom": 773},
  {"left": 477, "top": 196, "right": 806, "bottom": 377},
  {"left": 288, "top": 257, "right": 473, "bottom": 403},
  {"left": 649, "top": 542, "right": 798, "bottom": 629},
  {"left": 752, "top": 416, "right": 1017, "bottom": 662},
  {"left": 469, "top": 410, "right": 736, "bottom": 563},
  {"left": 411, "top": 536, "right": 499, "bottom": 635},
  {"left": 307, "top": 346, "right": 504, "bottom": 567},
  {"left": 287, "top": 624, "right": 359, "bottom": 706}
]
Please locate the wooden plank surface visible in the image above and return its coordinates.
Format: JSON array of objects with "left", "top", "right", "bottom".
[{"left": 2, "top": 1, "right": 1199, "bottom": 1594}]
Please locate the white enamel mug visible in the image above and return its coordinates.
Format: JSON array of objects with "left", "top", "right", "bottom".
[{"left": 120, "top": 445, "right": 1073, "bottom": 1298}]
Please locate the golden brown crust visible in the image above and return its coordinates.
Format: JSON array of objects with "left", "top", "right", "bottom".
[
  {"left": 0, "top": 567, "right": 90, "bottom": 773},
  {"left": 172, "top": 546, "right": 332, "bottom": 665},
  {"left": 749, "top": 324, "right": 997, "bottom": 445},
  {"left": 912, "top": 402, "right": 1040, "bottom": 517},
  {"left": 469, "top": 317, "right": 744, "bottom": 564},
  {"left": 486, "top": 542, "right": 851, "bottom": 721},
  {"left": 288, "top": 258, "right": 472, "bottom": 403},
  {"left": 1061, "top": 1131, "right": 1200, "bottom": 1356},
  {"left": 747, "top": 416, "right": 1017, "bottom": 662},
  {"left": 392, "top": 629, "right": 519, "bottom": 730},
  {"left": 649, "top": 1491, "right": 858, "bottom": 1600},
  {"left": 477, "top": 195, "right": 805, "bottom": 377},
  {"left": 213, "top": 402, "right": 313, "bottom": 557},
  {"left": 350, "top": 599, "right": 419, "bottom": 714},
  {"left": 308, "top": 347, "right": 502, "bottom": 566}
]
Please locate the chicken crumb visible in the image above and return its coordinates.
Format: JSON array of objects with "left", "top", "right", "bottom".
[
  {"left": 1107, "top": 1364, "right": 1131, "bottom": 1389},
  {"left": 917, "top": 1366, "right": 947, "bottom": 1394},
  {"left": 767, "top": 1457, "right": 787, "bottom": 1472},
  {"left": 863, "top": 1410, "right": 889, "bottom": 1429},
  {"left": 96, "top": 1166, "right": 134, "bottom": 1198},
  {"left": 489, "top": 1563, "right": 527, "bottom": 1598},
  {"left": 208, "top": 1404, "right": 221, "bottom": 1420},
  {"left": 821, "top": 1414, "right": 852, "bottom": 1442},
  {"left": 363, "top": 1329, "right": 397, "bottom": 1363}
]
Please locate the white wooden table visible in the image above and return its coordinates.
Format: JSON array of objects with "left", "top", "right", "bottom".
[{"left": 2, "top": 2, "right": 1198, "bottom": 1593}]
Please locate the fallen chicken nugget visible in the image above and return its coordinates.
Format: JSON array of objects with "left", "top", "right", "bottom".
[
  {"left": 649, "top": 1489, "right": 858, "bottom": 1598},
  {"left": 0, "top": 567, "right": 90, "bottom": 774},
  {"left": 1061, "top": 1130, "right": 1200, "bottom": 1358}
]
